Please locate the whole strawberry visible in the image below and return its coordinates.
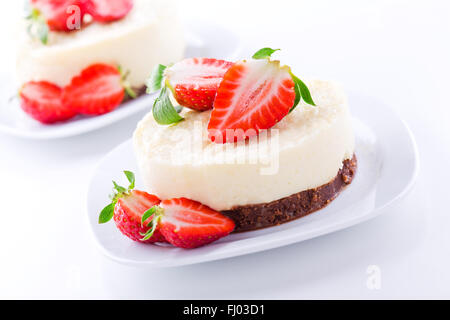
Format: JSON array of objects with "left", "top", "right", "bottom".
[{"left": 98, "top": 171, "right": 165, "bottom": 243}]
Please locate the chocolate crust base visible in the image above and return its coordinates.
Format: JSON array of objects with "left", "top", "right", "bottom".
[{"left": 222, "top": 155, "right": 357, "bottom": 233}]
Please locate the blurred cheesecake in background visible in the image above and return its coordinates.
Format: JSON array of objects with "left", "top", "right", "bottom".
[
  {"left": 16, "top": 0, "right": 185, "bottom": 89},
  {"left": 15, "top": 0, "right": 185, "bottom": 124}
]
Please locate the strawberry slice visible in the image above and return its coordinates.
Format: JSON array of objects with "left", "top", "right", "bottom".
[
  {"left": 30, "top": 0, "right": 87, "bottom": 32},
  {"left": 150, "top": 58, "right": 233, "bottom": 112},
  {"left": 143, "top": 198, "right": 235, "bottom": 249},
  {"left": 208, "top": 59, "right": 296, "bottom": 143},
  {"left": 85, "top": 0, "right": 134, "bottom": 23},
  {"left": 99, "top": 171, "right": 165, "bottom": 243},
  {"left": 19, "top": 81, "right": 77, "bottom": 124},
  {"left": 62, "top": 63, "right": 126, "bottom": 116}
]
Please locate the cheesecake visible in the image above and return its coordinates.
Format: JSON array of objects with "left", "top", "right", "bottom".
[
  {"left": 134, "top": 79, "right": 357, "bottom": 232},
  {"left": 16, "top": 0, "right": 185, "bottom": 90},
  {"left": 16, "top": 0, "right": 185, "bottom": 124}
]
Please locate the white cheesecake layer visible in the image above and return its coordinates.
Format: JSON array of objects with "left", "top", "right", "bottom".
[
  {"left": 16, "top": 0, "right": 185, "bottom": 87},
  {"left": 133, "top": 80, "right": 355, "bottom": 211}
]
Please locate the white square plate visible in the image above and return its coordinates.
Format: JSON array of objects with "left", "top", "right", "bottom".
[{"left": 86, "top": 93, "right": 419, "bottom": 267}]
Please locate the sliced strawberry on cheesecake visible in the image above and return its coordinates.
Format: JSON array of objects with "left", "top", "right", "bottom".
[
  {"left": 141, "top": 198, "right": 235, "bottom": 249},
  {"left": 208, "top": 48, "right": 316, "bottom": 143},
  {"left": 62, "top": 63, "right": 135, "bottom": 116},
  {"left": 147, "top": 58, "right": 232, "bottom": 124},
  {"left": 29, "top": 0, "right": 87, "bottom": 33},
  {"left": 19, "top": 81, "right": 77, "bottom": 124},
  {"left": 85, "top": 0, "right": 134, "bottom": 23},
  {"left": 98, "top": 171, "right": 165, "bottom": 243}
]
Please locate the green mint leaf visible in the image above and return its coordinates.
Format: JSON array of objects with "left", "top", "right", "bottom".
[
  {"left": 252, "top": 47, "right": 280, "bottom": 60},
  {"left": 99, "top": 203, "right": 115, "bottom": 224},
  {"left": 123, "top": 171, "right": 135, "bottom": 190},
  {"left": 141, "top": 207, "right": 156, "bottom": 227},
  {"left": 152, "top": 86, "right": 184, "bottom": 125},
  {"left": 113, "top": 181, "right": 127, "bottom": 194},
  {"left": 146, "top": 64, "right": 167, "bottom": 94}
]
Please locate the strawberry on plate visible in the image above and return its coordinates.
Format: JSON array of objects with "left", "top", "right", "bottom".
[
  {"left": 98, "top": 171, "right": 165, "bottom": 243},
  {"left": 30, "top": 0, "right": 87, "bottom": 32},
  {"left": 208, "top": 47, "right": 316, "bottom": 143},
  {"left": 62, "top": 63, "right": 135, "bottom": 116},
  {"left": 142, "top": 198, "right": 236, "bottom": 249},
  {"left": 85, "top": 0, "right": 134, "bottom": 23},
  {"left": 19, "top": 81, "right": 77, "bottom": 124},
  {"left": 147, "top": 58, "right": 232, "bottom": 123}
]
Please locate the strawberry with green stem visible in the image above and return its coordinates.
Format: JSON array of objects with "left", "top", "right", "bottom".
[
  {"left": 208, "top": 47, "right": 316, "bottom": 143},
  {"left": 140, "top": 198, "right": 236, "bottom": 249},
  {"left": 146, "top": 58, "right": 233, "bottom": 125},
  {"left": 99, "top": 171, "right": 165, "bottom": 243},
  {"left": 26, "top": 0, "right": 88, "bottom": 44}
]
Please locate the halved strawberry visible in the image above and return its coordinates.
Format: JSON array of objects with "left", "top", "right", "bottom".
[
  {"left": 30, "top": 0, "right": 87, "bottom": 32},
  {"left": 208, "top": 59, "right": 296, "bottom": 143},
  {"left": 143, "top": 198, "right": 235, "bottom": 249},
  {"left": 85, "top": 0, "right": 134, "bottom": 23},
  {"left": 62, "top": 63, "right": 130, "bottom": 116},
  {"left": 113, "top": 190, "right": 165, "bottom": 243},
  {"left": 19, "top": 81, "right": 77, "bottom": 124},
  {"left": 148, "top": 58, "right": 233, "bottom": 114},
  {"left": 99, "top": 171, "right": 165, "bottom": 243}
]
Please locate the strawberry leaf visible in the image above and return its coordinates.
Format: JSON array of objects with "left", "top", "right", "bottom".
[
  {"left": 290, "top": 81, "right": 302, "bottom": 113},
  {"left": 113, "top": 181, "right": 127, "bottom": 194},
  {"left": 26, "top": 8, "right": 49, "bottom": 45},
  {"left": 141, "top": 216, "right": 159, "bottom": 241},
  {"left": 147, "top": 64, "right": 167, "bottom": 94},
  {"left": 152, "top": 87, "right": 184, "bottom": 125},
  {"left": 118, "top": 66, "right": 137, "bottom": 99},
  {"left": 295, "top": 76, "right": 316, "bottom": 106},
  {"left": 289, "top": 73, "right": 316, "bottom": 112},
  {"left": 124, "top": 171, "right": 135, "bottom": 190},
  {"left": 99, "top": 203, "right": 115, "bottom": 224},
  {"left": 141, "top": 207, "right": 156, "bottom": 227},
  {"left": 252, "top": 47, "right": 280, "bottom": 60}
]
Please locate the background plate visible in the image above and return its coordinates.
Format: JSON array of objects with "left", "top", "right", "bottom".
[
  {"left": 86, "top": 93, "right": 419, "bottom": 267},
  {"left": 0, "top": 22, "right": 241, "bottom": 140}
]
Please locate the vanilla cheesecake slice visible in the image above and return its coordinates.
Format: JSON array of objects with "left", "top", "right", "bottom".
[
  {"left": 134, "top": 80, "right": 356, "bottom": 231},
  {"left": 16, "top": 0, "right": 185, "bottom": 88}
]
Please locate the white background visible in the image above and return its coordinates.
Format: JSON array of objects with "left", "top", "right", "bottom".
[{"left": 0, "top": 0, "right": 449, "bottom": 299}]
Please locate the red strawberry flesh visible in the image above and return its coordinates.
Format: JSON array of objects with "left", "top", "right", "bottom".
[
  {"left": 62, "top": 63, "right": 125, "bottom": 115},
  {"left": 85, "top": 0, "right": 134, "bottom": 23},
  {"left": 19, "top": 81, "right": 77, "bottom": 124},
  {"left": 114, "top": 190, "right": 165, "bottom": 243},
  {"left": 208, "top": 59, "right": 296, "bottom": 143},
  {"left": 166, "top": 58, "right": 233, "bottom": 111},
  {"left": 31, "top": 0, "right": 87, "bottom": 31},
  {"left": 159, "top": 198, "right": 235, "bottom": 249}
]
